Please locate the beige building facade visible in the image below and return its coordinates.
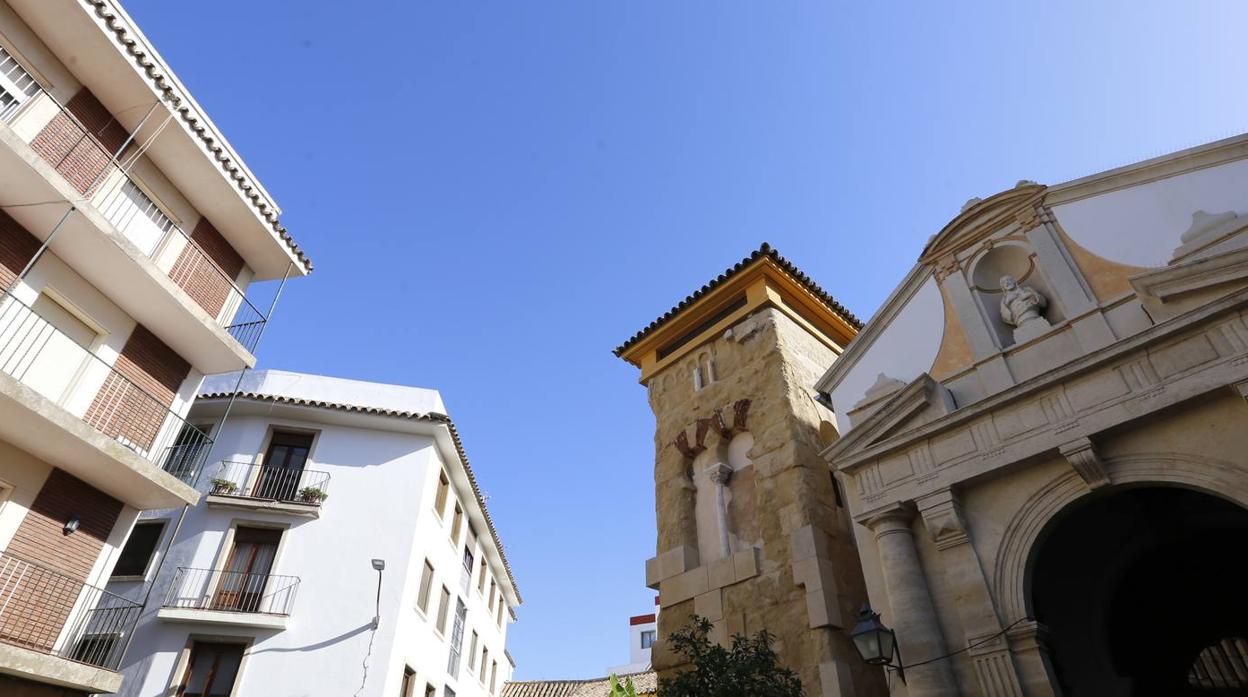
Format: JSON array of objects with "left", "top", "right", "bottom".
[
  {"left": 616, "top": 246, "right": 887, "bottom": 697},
  {"left": 817, "top": 135, "right": 1248, "bottom": 695}
]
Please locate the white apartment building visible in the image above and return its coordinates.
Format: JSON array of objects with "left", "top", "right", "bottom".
[
  {"left": 109, "top": 370, "right": 521, "bottom": 697},
  {"left": 0, "top": 1, "right": 307, "bottom": 694},
  {"left": 607, "top": 600, "right": 657, "bottom": 676}
]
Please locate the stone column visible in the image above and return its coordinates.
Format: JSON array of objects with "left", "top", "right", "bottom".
[
  {"left": 864, "top": 503, "right": 958, "bottom": 697},
  {"left": 1006, "top": 621, "right": 1061, "bottom": 697},
  {"left": 709, "top": 463, "right": 733, "bottom": 558},
  {"left": 918, "top": 490, "right": 1026, "bottom": 697}
]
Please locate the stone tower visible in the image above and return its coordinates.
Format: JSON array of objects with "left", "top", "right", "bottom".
[{"left": 615, "top": 244, "right": 887, "bottom": 696}]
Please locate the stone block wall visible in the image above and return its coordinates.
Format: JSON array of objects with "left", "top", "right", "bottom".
[{"left": 645, "top": 307, "right": 886, "bottom": 696}]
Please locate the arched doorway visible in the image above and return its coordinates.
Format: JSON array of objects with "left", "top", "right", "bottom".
[{"left": 1029, "top": 486, "right": 1248, "bottom": 696}]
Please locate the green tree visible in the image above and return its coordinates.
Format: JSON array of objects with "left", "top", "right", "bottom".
[
  {"left": 608, "top": 674, "right": 639, "bottom": 697},
  {"left": 658, "top": 616, "right": 804, "bottom": 697}
]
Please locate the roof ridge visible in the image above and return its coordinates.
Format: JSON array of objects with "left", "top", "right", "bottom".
[{"left": 613, "top": 242, "right": 861, "bottom": 356}]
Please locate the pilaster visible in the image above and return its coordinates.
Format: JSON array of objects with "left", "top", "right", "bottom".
[{"left": 917, "top": 489, "right": 1025, "bottom": 697}]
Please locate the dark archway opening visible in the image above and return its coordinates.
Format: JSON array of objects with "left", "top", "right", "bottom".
[{"left": 1030, "top": 486, "right": 1248, "bottom": 697}]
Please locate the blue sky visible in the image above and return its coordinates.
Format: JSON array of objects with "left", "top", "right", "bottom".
[{"left": 127, "top": 0, "right": 1248, "bottom": 681}]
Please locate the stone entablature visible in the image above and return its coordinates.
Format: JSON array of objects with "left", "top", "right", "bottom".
[{"left": 827, "top": 289, "right": 1248, "bottom": 510}]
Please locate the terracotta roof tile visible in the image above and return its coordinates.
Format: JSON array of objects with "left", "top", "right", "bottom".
[
  {"left": 501, "top": 671, "right": 657, "bottom": 697},
  {"left": 613, "top": 242, "right": 861, "bottom": 357},
  {"left": 197, "top": 390, "right": 519, "bottom": 601}
]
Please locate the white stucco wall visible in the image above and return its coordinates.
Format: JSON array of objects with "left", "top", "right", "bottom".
[
  {"left": 201, "top": 370, "right": 447, "bottom": 417},
  {"left": 827, "top": 276, "right": 945, "bottom": 422},
  {"left": 112, "top": 388, "right": 512, "bottom": 697},
  {"left": 1052, "top": 157, "right": 1248, "bottom": 268}
]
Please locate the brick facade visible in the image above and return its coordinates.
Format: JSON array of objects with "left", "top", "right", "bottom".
[
  {"left": 84, "top": 325, "right": 190, "bottom": 455},
  {"left": 168, "top": 217, "right": 244, "bottom": 318},
  {"left": 0, "top": 469, "right": 123, "bottom": 652},
  {"left": 29, "top": 88, "right": 127, "bottom": 196},
  {"left": 0, "top": 209, "right": 40, "bottom": 288}
]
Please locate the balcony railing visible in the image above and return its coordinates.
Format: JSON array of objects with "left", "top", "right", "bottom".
[
  {"left": 1, "top": 86, "right": 269, "bottom": 353},
  {"left": 163, "top": 567, "right": 299, "bottom": 616},
  {"left": 0, "top": 288, "right": 212, "bottom": 483},
  {"left": 209, "top": 460, "right": 331, "bottom": 506},
  {"left": 0, "top": 552, "right": 142, "bottom": 671}
]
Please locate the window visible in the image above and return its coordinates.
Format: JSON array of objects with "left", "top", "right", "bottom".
[
  {"left": 112, "top": 520, "right": 165, "bottom": 578},
  {"left": 70, "top": 632, "right": 120, "bottom": 667},
  {"left": 447, "top": 598, "right": 467, "bottom": 676},
  {"left": 257, "top": 430, "right": 314, "bottom": 500},
  {"left": 424, "top": 684, "right": 435, "bottom": 697},
  {"left": 496, "top": 600, "right": 504, "bottom": 628},
  {"left": 417, "top": 560, "right": 435, "bottom": 614},
  {"left": 450, "top": 504, "right": 464, "bottom": 545},
  {"left": 488, "top": 580, "right": 496, "bottom": 612},
  {"left": 640, "top": 630, "right": 657, "bottom": 649},
  {"left": 0, "top": 45, "right": 38, "bottom": 123},
  {"left": 445, "top": 688, "right": 456, "bottom": 697},
  {"left": 214, "top": 527, "right": 281, "bottom": 613},
  {"left": 480, "top": 648, "right": 489, "bottom": 681},
  {"left": 434, "top": 471, "right": 450, "bottom": 517},
  {"left": 489, "top": 660, "right": 498, "bottom": 694},
  {"left": 177, "top": 642, "right": 245, "bottom": 697},
  {"left": 468, "top": 631, "right": 479, "bottom": 671},
  {"left": 477, "top": 560, "right": 487, "bottom": 594},
  {"left": 436, "top": 586, "right": 451, "bottom": 634},
  {"left": 461, "top": 544, "right": 474, "bottom": 593},
  {"left": 400, "top": 667, "right": 416, "bottom": 697}
]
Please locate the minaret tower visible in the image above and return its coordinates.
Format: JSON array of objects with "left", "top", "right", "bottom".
[{"left": 614, "top": 244, "right": 887, "bottom": 696}]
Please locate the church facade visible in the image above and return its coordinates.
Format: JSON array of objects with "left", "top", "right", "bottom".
[{"left": 817, "top": 134, "right": 1248, "bottom": 695}]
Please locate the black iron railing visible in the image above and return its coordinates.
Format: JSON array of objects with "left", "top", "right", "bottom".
[
  {"left": 0, "top": 288, "right": 212, "bottom": 483},
  {"left": 163, "top": 567, "right": 299, "bottom": 616},
  {"left": 0, "top": 552, "right": 141, "bottom": 670},
  {"left": 3, "top": 86, "right": 269, "bottom": 352},
  {"left": 208, "top": 460, "right": 330, "bottom": 506}
]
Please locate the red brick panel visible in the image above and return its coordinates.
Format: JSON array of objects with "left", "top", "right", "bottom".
[
  {"left": 168, "top": 217, "right": 243, "bottom": 318},
  {"left": 29, "top": 89, "right": 127, "bottom": 196},
  {"left": 83, "top": 325, "right": 190, "bottom": 454},
  {"left": 0, "top": 209, "right": 40, "bottom": 288},
  {"left": 0, "top": 470, "right": 122, "bottom": 651}
]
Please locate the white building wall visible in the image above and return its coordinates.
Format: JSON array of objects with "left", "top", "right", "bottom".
[{"left": 112, "top": 388, "right": 515, "bottom": 697}]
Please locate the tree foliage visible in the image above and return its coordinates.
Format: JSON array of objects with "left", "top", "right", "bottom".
[
  {"left": 608, "top": 674, "right": 639, "bottom": 697},
  {"left": 658, "top": 616, "right": 804, "bottom": 697}
]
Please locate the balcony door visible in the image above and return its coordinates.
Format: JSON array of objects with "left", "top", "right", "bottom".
[
  {"left": 254, "top": 431, "right": 313, "bottom": 501},
  {"left": 212, "top": 527, "right": 280, "bottom": 613},
  {"left": 3, "top": 293, "right": 97, "bottom": 406},
  {"left": 177, "top": 642, "right": 244, "bottom": 697}
]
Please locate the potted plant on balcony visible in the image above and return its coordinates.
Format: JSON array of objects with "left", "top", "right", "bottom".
[
  {"left": 297, "top": 486, "right": 328, "bottom": 505},
  {"left": 210, "top": 478, "right": 238, "bottom": 496}
]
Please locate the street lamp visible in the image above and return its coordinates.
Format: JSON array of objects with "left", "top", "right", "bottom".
[
  {"left": 371, "top": 559, "right": 385, "bottom": 629},
  {"left": 848, "top": 604, "right": 905, "bottom": 683}
]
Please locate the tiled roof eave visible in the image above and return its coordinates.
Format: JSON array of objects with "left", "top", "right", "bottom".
[
  {"left": 82, "top": 0, "right": 312, "bottom": 272},
  {"left": 613, "top": 242, "right": 861, "bottom": 357},
  {"left": 197, "top": 391, "right": 518, "bottom": 600}
]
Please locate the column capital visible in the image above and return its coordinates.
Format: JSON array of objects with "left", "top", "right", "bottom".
[
  {"left": 858, "top": 501, "right": 917, "bottom": 536},
  {"left": 1233, "top": 380, "right": 1248, "bottom": 402},
  {"left": 708, "top": 463, "right": 733, "bottom": 485}
]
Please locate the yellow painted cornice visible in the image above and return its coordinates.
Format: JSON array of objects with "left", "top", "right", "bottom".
[{"left": 617, "top": 252, "right": 859, "bottom": 383}]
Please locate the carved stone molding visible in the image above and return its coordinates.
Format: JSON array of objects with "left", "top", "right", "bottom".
[
  {"left": 917, "top": 489, "right": 969, "bottom": 551},
  {"left": 674, "top": 399, "right": 752, "bottom": 459},
  {"left": 1059, "top": 437, "right": 1110, "bottom": 489},
  {"left": 859, "top": 501, "right": 917, "bottom": 538},
  {"left": 1234, "top": 380, "right": 1248, "bottom": 402}
]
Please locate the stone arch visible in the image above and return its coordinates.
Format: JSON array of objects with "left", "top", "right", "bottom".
[{"left": 994, "top": 452, "right": 1248, "bottom": 623}]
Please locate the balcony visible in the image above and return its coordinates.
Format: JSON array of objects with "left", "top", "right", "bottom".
[
  {"left": 0, "top": 287, "right": 201, "bottom": 508},
  {"left": 158, "top": 567, "right": 299, "bottom": 630},
  {"left": 0, "top": 552, "right": 141, "bottom": 694},
  {"left": 204, "top": 461, "right": 331, "bottom": 518},
  {"left": 0, "top": 86, "right": 269, "bottom": 373}
]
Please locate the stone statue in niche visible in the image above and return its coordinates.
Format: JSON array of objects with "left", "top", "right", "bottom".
[{"left": 999, "top": 275, "right": 1051, "bottom": 343}]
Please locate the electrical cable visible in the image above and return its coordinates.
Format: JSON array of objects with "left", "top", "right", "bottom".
[{"left": 901, "top": 617, "right": 1033, "bottom": 669}]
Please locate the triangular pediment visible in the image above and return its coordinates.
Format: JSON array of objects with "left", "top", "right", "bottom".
[
  {"left": 1131, "top": 245, "right": 1248, "bottom": 321},
  {"left": 824, "top": 374, "right": 956, "bottom": 461},
  {"left": 919, "top": 183, "right": 1047, "bottom": 264}
]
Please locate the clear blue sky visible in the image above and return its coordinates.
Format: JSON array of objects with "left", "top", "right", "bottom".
[{"left": 127, "top": 0, "right": 1248, "bottom": 681}]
